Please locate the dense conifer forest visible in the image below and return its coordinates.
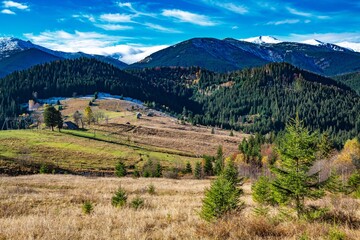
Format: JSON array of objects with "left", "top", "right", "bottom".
[{"left": 1, "top": 58, "right": 359, "bottom": 147}]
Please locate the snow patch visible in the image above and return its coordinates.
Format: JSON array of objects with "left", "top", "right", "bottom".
[{"left": 241, "top": 36, "right": 282, "bottom": 44}]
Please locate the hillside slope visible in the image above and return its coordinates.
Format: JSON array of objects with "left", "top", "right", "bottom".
[{"left": 130, "top": 37, "right": 360, "bottom": 76}]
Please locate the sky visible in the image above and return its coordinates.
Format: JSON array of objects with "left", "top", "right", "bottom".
[{"left": 1, "top": 0, "right": 360, "bottom": 63}]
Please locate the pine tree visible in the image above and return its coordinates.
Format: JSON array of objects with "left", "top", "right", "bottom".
[
  {"left": 271, "top": 116, "right": 325, "bottom": 218},
  {"left": 214, "top": 146, "right": 224, "bottom": 175},
  {"left": 203, "top": 156, "right": 214, "bottom": 176},
  {"left": 185, "top": 161, "right": 192, "bottom": 174},
  {"left": 194, "top": 161, "right": 203, "bottom": 179},
  {"left": 200, "top": 164, "right": 243, "bottom": 221},
  {"left": 252, "top": 176, "right": 276, "bottom": 205},
  {"left": 115, "top": 161, "right": 127, "bottom": 177},
  {"left": 43, "top": 105, "right": 62, "bottom": 131},
  {"left": 318, "top": 132, "right": 332, "bottom": 159}
]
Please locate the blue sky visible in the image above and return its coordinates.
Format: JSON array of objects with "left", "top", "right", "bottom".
[{"left": 1, "top": 0, "right": 360, "bottom": 63}]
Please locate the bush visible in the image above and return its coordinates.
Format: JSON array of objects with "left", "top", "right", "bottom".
[
  {"left": 328, "top": 227, "right": 346, "bottom": 240},
  {"left": 163, "top": 169, "right": 179, "bottom": 179},
  {"left": 142, "top": 159, "right": 162, "bottom": 178},
  {"left": 200, "top": 175, "right": 243, "bottom": 221},
  {"left": 147, "top": 184, "right": 156, "bottom": 195},
  {"left": 39, "top": 163, "right": 48, "bottom": 174},
  {"left": 112, "top": 187, "right": 127, "bottom": 208},
  {"left": 115, "top": 161, "right": 127, "bottom": 177},
  {"left": 131, "top": 196, "right": 145, "bottom": 209},
  {"left": 82, "top": 201, "right": 93, "bottom": 215}
]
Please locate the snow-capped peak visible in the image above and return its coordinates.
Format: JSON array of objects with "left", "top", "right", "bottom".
[
  {"left": 301, "top": 39, "right": 325, "bottom": 46},
  {"left": 0, "top": 37, "right": 34, "bottom": 52},
  {"left": 241, "top": 36, "right": 282, "bottom": 44},
  {"left": 335, "top": 42, "right": 360, "bottom": 52}
]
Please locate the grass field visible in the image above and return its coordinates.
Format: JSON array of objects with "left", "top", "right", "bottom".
[
  {"left": 0, "top": 129, "right": 201, "bottom": 175},
  {"left": 0, "top": 175, "right": 359, "bottom": 239}
]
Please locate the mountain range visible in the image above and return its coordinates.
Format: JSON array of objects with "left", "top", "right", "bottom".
[
  {"left": 130, "top": 37, "right": 360, "bottom": 76},
  {"left": 1, "top": 36, "right": 360, "bottom": 78},
  {"left": 0, "top": 37, "right": 128, "bottom": 77}
]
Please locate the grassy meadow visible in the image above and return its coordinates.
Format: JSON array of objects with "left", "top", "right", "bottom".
[{"left": 0, "top": 175, "right": 359, "bottom": 239}]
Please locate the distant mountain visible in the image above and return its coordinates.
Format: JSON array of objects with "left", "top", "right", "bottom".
[
  {"left": 129, "top": 38, "right": 269, "bottom": 73},
  {"left": 241, "top": 36, "right": 282, "bottom": 44},
  {"left": 0, "top": 37, "right": 128, "bottom": 77},
  {"left": 130, "top": 37, "right": 360, "bottom": 76}
]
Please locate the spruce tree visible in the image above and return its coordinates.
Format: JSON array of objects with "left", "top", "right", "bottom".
[
  {"left": 203, "top": 156, "right": 214, "bottom": 176},
  {"left": 200, "top": 163, "right": 243, "bottom": 221},
  {"left": 271, "top": 116, "right": 325, "bottom": 218},
  {"left": 185, "top": 161, "right": 192, "bottom": 174},
  {"left": 214, "top": 146, "right": 224, "bottom": 175},
  {"left": 115, "top": 161, "right": 127, "bottom": 177},
  {"left": 194, "top": 162, "right": 202, "bottom": 179}
]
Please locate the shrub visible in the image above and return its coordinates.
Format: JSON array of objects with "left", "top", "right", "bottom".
[
  {"left": 163, "top": 169, "right": 179, "bottom": 179},
  {"left": 82, "top": 201, "right": 93, "bottom": 215},
  {"left": 115, "top": 161, "right": 127, "bottom": 177},
  {"left": 147, "top": 184, "right": 156, "bottom": 195},
  {"left": 39, "top": 163, "right": 48, "bottom": 174},
  {"left": 328, "top": 227, "right": 346, "bottom": 240},
  {"left": 131, "top": 196, "right": 145, "bottom": 209},
  {"left": 142, "top": 159, "right": 162, "bottom": 177},
  {"left": 112, "top": 187, "right": 127, "bottom": 208}
]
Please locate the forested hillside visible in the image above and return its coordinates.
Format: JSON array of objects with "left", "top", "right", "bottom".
[
  {"left": 131, "top": 63, "right": 360, "bottom": 146},
  {"left": 334, "top": 71, "right": 360, "bottom": 93},
  {"left": 0, "top": 58, "right": 200, "bottom": 125},
  {"left": 1, "top": 59, "right": 360, "bottom": 146}
]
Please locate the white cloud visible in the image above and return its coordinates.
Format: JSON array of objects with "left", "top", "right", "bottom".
[
  {"left": 287, "top": 7, "right": 329, "bottom": 20},
  {"left": 100, "top": 13, "right": 133, "bottom": 23},
  {"left": 232, "top": 26, "right": 239, "bottom": 30},
  {"left": 287, "top": 7, "right": 312, "bottom": 17},
  {"left": 162, "top": 9, "right": 217, "bottom": 26},
  {"left": 72, "top": 14, "right": 95, "bottom": 23},
  {"left": 144, "top": 23, "right": 181, "bottom": 33},
  {"left": 95, "top": 24, "right": 133, "bottom": 31},
  {"left": 23, "top": 30, "right": 167, "bottom": 64},
  {"left": 1, "top": 8, "right": 15, "bottom": 14},
  {"left": 202, "top": 1, "right": 248, "bottom": 14},
  {"left": 266, "top": 19, "right": 300, "bottom": 25},
  {"left": 3, "top": 1, "right": 28, "bottom": 10}
]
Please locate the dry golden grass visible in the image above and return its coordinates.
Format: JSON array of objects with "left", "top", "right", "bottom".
[
  {"left": 60, "top": 98, "right": 246, "bottom": 156},
  {"left": 0, "top": 175, "right": 359, "bottom": 240}
]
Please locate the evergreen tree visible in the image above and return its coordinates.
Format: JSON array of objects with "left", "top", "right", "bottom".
[
  {"left": 214, "top": 146, "right": 224, "bottom": 175},
  {"left": 43, "top": 105, "right": 62, "bottom": 131},
  {"left": 318, "top": 132, "right": 332, "bottom": 159},
  {"left": 271, "top": 116, "right": 325, "bottom": 218},
  {"left": 194, "top": 161, "right": 203, "bottom": 179},
  {"left": 203, "top": 156, "right": 214, "bottom": 176},
  {"left": 222, "top": 160, "right": 242, "bottom": 187},
  {"left": 185, "top": 161, "right": 192, "bottom": 174},
  {"left": 154, "top": 162, "right": 162, "bottom": 178},
  {"left": 115, "top": 160, "right": 127, "bottom": 177},
  {"left": 200, "top": 168, "right": 244, "bottom": 221},
  {"left": 252, "top": 176, "right": 276, "bottom": 205}
]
